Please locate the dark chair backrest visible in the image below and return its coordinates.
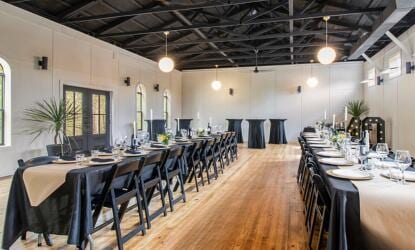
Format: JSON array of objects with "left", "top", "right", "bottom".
[
  {"left": 18, "top": 156, "right": 59, "bottom": 168},
  {"left": 303, "top": 127, "right": 316, "bottom": 133},
  {"left": 140, "top": 150, "right": 167, "bottom": 182},
  {"left": 164, "top": 146, "right": 184, "bottom": 172},
  {"left": 312, "top": 173, "right": 331, "bottom": 207}
]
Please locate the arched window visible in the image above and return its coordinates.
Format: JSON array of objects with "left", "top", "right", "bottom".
[
  {"left": 163, "top": 90, "right": 170, "bottom": 128},
  {"left": 0, "top": 57, "right": 11, "bottom": 146},
  {"left": 136, "top": 85, "right": 144, "bottom": 130}
]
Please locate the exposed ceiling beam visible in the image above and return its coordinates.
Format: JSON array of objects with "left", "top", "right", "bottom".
[
  {"left": 58, "top": 0, "right": 100, "bottom": 19},
  {"left": 63, "top": 0, "right": 268, "bottom": 23},
  {"left": 349, "top": 0, "right": 415, "bottom": 59},
  {"left": 127, "top": 29, "right": 353, "bottom": 49},
  {"left": 98, "top": 8, "right": 383, "bottom": 38}
]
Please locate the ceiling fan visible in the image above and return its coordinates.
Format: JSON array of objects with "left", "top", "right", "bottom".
[{"left": 252, "top": 49, "right": 274, "bottom": 73}]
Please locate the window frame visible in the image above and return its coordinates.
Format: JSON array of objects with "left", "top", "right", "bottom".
[
  {"left": 92, "top": 94, "right": 107, "bottom": 135},
  {"left": 163, "top": 91, "right": 169, "bottom": 127},
  {"left": 136, "top": 85, "right": 143, "bottom": 130},
  {"left": 0, "top": 67, "right": 4, "bottom": 145},
  {"left": 388, "top": 51, "right": 401, "bottom": 79},
  {"left": 367, "top": 67, "right": 376, "bottom": 87}
]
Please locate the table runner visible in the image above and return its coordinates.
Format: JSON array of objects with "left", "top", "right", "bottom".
[
  {"left": 22, "top": 163, "right": 87, "bottom": 206},
  {"left": 352, "top": 173, "right": 415, "bottom": 249}
]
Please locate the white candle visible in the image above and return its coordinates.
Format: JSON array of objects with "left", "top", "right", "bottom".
[
  {"left": 209, "top": 117, "right": 212, "bottom": 125},
  {"left": 133, "top": 121, "right": 136, "bottom": 138},
  {"left": 344, "top": 106, "right": 348, "bottom": 121},
  {"left": 197, "top": 112, "right": 200, "bottom": 120},
  {"left": 150, "top": 109, "right": 153, "bottom": 121},
  {"left": 177, "top": 117, "right": 180, "bottom": 131},
  {"left": 324, "top": 110, "right": 327, "bottom": 120},
  {"left": 333, "top": 114, "right": 336, "bottom": 128}
]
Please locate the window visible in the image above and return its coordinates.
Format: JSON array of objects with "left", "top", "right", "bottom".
[
  {"left": 65, "top": 90, "right": 83, "bottom": 136},
  {"left": 388, "top": 52, "right": 401, "bottom": 79},
  {"left": 367, "top": 67, "right": 376, "bottom": 87},
  {"left": 0, "top": 64, "right": 4, "bottom": 145},
  {"left": 136, "top": 85, "right": 143, "bottom": 130},
  {"left": 163, "top": 90, "right": 169, "bottom": 127},
  {"left": 92, "top": 94, "right": 107, "bottom": 135},
  {"left": 0, "top": 57, "right": 11, "bottom": 146}
]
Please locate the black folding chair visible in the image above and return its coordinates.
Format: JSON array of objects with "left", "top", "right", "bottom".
[
  {"left": 138, "top": 151, "right": 168, "bottom": 229},
  {"left": 161, "top": 146, "right": 186, "bottom": 212},
  {"left": 187, "top": 140, "right": 205, "bottom": 192},
  {"left": 212, "top": 136, "right": 225, "bottom": 174},
  {"left": 201, "top": 138, "right": 218, "bottom": 184},
  {"left": 90, "top": 159, "right": 146, "bottom": 250}
]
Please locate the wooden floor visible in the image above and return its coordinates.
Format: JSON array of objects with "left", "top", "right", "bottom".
[{"left": 0, "top": 144, "right": 307, "bottom": 250}]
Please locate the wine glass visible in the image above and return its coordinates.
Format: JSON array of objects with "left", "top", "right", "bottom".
[
  {"left": 376, "top": 143, "right": 389, "bottom": 167},
  {"left": 75, "top": 153, "right": 85, "bottom": 167},
  {"left": 395, "top": 150, "right": 412, "bottom": 184},
  {"left": 357, "top": 145, "right": 369, "bottom": 170},
  {"left": 180, "top": 129, "right": 188, "bottom": 139}
]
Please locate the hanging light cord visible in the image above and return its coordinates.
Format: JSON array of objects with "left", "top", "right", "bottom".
[
  {"left": 165, "top": 34, "right": 168, "bottom": 56},
  {"left": 325, "top": 19, "right": 328, "bottom": 46},
  {"left": 215, "top": 65, "right": 218, "bottom": 80}
]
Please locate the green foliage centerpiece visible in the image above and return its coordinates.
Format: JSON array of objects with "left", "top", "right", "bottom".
[
  {"left": 23, "top": 98, "right": 78, "bottom": 156},
  {"left": 158, "top": 132, "right": 172, "bottom": 145},
  {"left": 346, "top": 100, "right": 369, "bottom": 139}
]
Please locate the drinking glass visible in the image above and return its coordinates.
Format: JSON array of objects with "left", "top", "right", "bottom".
[
  {"left": 75, "top": 153, "right": 85, "bottom": 167},
  {"left": 357, "top": 145, "right": 369, "bottom": 170},
  {"left": 91, "top": 150, "right": 99, "bottom": 158},
  {"left": 395, "top": 150, "right": 412, "bottom": 184},
  {"left": 112, "top": 148, "right": 120, "bottom": 161},
  {"left": 376, "top": 143, "right": 389, "bottom": 160},
  {"left": 180, "top": 129, "right": 188, "bottom": 138}
]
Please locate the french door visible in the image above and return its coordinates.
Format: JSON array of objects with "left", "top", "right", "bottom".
[{"left": 64, "top": 85, "right": 111, "bottom": 150}]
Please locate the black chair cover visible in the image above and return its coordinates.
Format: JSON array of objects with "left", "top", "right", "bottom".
[
  {"left": 146, "top": 119, "right": 166, "bottom": 141},
  {"left": 269, "top": 119, "right": 287, "bottom": 144},
  {"left": 246, "top": 119, "right": 266, "bottom": 149},
  {"left": 226, "top": 119, "right": 243, "bottom": 143},
  {"left": 175, "top": 119, "right": 192, "bottom": 135}
]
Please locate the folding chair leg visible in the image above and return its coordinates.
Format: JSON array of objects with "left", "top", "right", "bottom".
[
  {"left": 178, "top": 171, "right": 186, "bottom": 202},
  {"left": 316, "top": 207, "right": 327, "bottom": 250},
  {"left": 110, "top": 191, "right": 124, "bottom": 250},
  {"left": 140, "top": 179, "right": 151, "bottom": 229}
]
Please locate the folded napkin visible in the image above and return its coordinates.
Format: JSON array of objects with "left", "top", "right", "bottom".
[
  {"left": 60, "top": 156, "right": 76, "bottom": 161},
  {"left": 151, "top": 144, "right": 167, "bottom": 148},
  {"left": 90, "top": 158, "right": 114, "bottom": 163},
  {"left": 125, "top": 149, "right": 142, "bottom": 154}
]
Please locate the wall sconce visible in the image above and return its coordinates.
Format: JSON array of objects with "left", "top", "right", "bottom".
[
  {"left": 229, "top": 88, "right": 234, "bottom": 96},
  {"left": 376, "top": 76, "right": 383, "bottom": 85},
  {"left": 153, "top": 84, "right": 159, "bottom": 92},
  {"left": 124, "top": 77, "right": 131, "bottom": 86},
  {"left": 406, "top": 62, "right": 414, "bottom": 74},
  {"left": 38, "top": 56, "right": 48, "bottom": 70},
  {"left": 297, "top": 85, "right": 302, "bottom": 93}
]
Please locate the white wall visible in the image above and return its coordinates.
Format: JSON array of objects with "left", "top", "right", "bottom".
[
  {"left": 182, "top": 62, "right": 363, "bottom": 142},
  {"left": 363, "top": 25, "right": 415, "bottom": 154},
  {"left": 0, "top": 2, "right": 182, "bottom": 177}
]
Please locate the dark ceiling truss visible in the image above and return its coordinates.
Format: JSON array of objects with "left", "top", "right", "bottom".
[{"left": 3, "top": 0, "right": 414, "bottom": 70}]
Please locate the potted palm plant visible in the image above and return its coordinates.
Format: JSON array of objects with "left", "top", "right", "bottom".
[
  {"left": 23, "top": 98, "right": 78, "bottom": 156},
  {"left": 346, "top": 100, "right": 369, "bottom": 138}
]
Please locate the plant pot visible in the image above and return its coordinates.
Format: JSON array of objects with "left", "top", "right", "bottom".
[
  {"left": 46, "top": 144, "right": 70, "bottom": 156},
  {"left": 347, "top": 117, "right": 361, "bottom": 139}
]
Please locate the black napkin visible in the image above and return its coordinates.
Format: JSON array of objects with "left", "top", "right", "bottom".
[
  {"left": 90, "top": 158, "right": 114, "bottom": 163},
  {"left": 100, "top": 148, "right": 112, "bottom": 153},
  {"left": 61, "top": 156, "right": 76, "bottom": 161},
  {"left": 151, "top": 143, "right": 166, "bottom": 148},
  {"left": 125, "top": 149, "right": 142, "bottom": 154}
]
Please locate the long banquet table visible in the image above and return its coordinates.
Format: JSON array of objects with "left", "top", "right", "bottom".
[
  {"left": 303, "top": 134, "right": 415, "bottom": 249},
  {"left": 2, "top": 144, "right": 192, "bottom": 249}
]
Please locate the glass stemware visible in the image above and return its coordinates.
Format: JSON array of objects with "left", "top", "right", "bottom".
[
  {"left": 376, "top": 143, "right": 389, "bottom": 168},
  {"left": 357, "top": 145, "right": 369, "bottom": 170},
  {"left": 180, "top": 129, "right": 188, "bottom": 138},
  {"left": 395, "top": 150, "right": 412, "bottom": 184}
]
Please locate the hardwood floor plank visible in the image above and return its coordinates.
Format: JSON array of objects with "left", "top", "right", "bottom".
[{"left": 0, "top": 144, "right": 307, "bottom": 250}]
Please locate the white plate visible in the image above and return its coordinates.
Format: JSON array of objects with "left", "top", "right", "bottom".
[
  {"left": 123, "top": 152, "right": 147, "bottom": 157},
  {"left": 310, "top": 144, "right": 332, "bottom": 148},
  {"left": 308, "top": 141, "right": 326, "bottom": 144},
  {"left": 142, "top": 146, "right": 169, "bottom": 151},
  {"left": 316, "top": 151, "right": 344, "bottom": 158},
  {"left": 319, "top": 158, "right": 354, "bottom": 166},
  {"left": 323, "top": 147, "right": 338, "bottom": 151},
  {"left": 375, "top": 161, "right": 397, "bottom": 168},
  {"left": 53, "top": 159, "right": 77, "bottom": 164},
  {"left": 327, "top": 169, "right": 374, "bottom": 180},
  {"left": 97, "top": 152, "right": 112, "bottom": 156},
  {"left": 380, "top": 170, "right": 415, "bottom": 182}
]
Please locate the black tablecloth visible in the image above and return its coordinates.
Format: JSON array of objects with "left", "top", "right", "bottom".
[
  {"left": 246, "top": 119, "right": 266, "bottom": 149},
  {"left": 146, "top": 119, "right": 166, "bottom": 141},
  {"left": 269, "top": 119, "right": 287, "bottom": 144},
  {"left": 175, "top": 119, "right": 192, "bottom": 135},
  {"left": 226, "top": 119, "right": 243, "bottom": 143},
  {"left": 2, "top": 145, "right": 190, "bottom": 249}
]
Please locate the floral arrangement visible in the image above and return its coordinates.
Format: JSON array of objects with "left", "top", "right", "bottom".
[
  {"left": 158, "top": 132, "right": 172, "bottom": 145},
  {"left": 316, "top": 120, "right": 326, "bottom": 129},
  {"left": 197, "top": 128, "right": 205, "bottom": 137},
  {"left": 330, "top": 131, "right": 346, "bottom": 144}
]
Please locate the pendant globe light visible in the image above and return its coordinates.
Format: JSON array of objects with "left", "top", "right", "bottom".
[
  {"left": 211, "top": 65, "right": 222, "bottom": 91},
  {"left": 306, "top": 64, "right": 319, "bottom": 88},
  {"left": 158, "top": 31, "right": 175, "bottom": 73},
  {"left": 317, "top": 16, "right": 336, "bottom": 65}
]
